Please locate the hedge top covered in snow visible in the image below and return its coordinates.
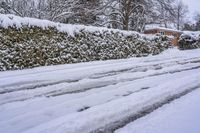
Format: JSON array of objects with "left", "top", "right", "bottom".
[
  {"left": 182, "top": 31, "right": 200, "bottom": 39},
  {"left": 0, "top": 14, "right": 140, "bottom": 37}
]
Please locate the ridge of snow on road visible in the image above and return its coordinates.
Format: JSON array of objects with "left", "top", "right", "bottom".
[
  {"left": 0, "top": 48, "right": 200, "bottom": 133},
  {"left": 115, "top": 87, "right": 200, "bottom": 133}
]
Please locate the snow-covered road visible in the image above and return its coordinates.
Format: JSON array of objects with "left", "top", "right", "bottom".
[
  {"left": 0, "top": 48, "right": 200, "bottom": 133},
  {"left": 115, "top": 87, "right": 200, "bottom": 133}
]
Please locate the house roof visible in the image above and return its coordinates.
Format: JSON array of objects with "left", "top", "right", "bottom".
[{"left": 145, "top": 27, "right": 183, "bottom": 33}]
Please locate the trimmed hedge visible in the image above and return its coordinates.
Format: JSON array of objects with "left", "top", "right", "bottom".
[
  {"left": 0, "top": 27, "right": 171, "bottom": 71},
  {"left": 178, "top": 34, "right": 200, "bottom": 50}
]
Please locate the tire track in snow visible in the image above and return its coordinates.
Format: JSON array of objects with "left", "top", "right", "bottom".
[
  {"left": 89, "top": 58, "right": 200, "bottom": 79},
  {"left": 17, "top": 72, "right": 200, "bottom": 133},
  {"left": 44, "top": 65, "right": 200, "bottom": 97},
  {"left": 92, "top": 85, "right": 200, "bottom": 133},
  {"left": 1, "top": 64, "right": 200, "bottom": 106},
  {"left": 0, "top": 79, "right": 80, "bottom": 94},
  {"left": 1, "top": 57, "right": 200, "bottom": 96},
  {"left": 0, "top": 65, "right": 155, "bottom": 94}
]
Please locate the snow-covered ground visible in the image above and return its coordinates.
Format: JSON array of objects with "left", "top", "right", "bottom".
[
  {"left": 115, "top": 88, "right": 200, "bottom": 133},
  {"left": 0, "top": 48, "right": 200, "bottom": 133}
]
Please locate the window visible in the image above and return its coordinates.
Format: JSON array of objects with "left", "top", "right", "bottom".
[{"left": 160, "top": 31, "right": 165, "bottom": 35}]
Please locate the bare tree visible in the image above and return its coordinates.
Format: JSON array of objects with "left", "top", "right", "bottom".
[
  {"left": 101, "top": 0, "right": 148, "bottom": 31},
  {"left": 0, "top": 0, "right": 190, "bottom": 32},
  {"left": 194, "top": 12, "right": 200, "bottom": 22},
  {"left": 66, "top": 0, "right": 103, "bottom": 25},
  {"left": 173, "top": 0, "right": 188, "bottom": 30},
  {"left": 0, "top": 0, "right": 22, "bottom": 16},
  {"left": 151, "top": 0, "right": 176, "bottom": 28},
  {"left": 1, "top": 0, "right": 104, "bottom": 25},
  {"left": 193, "top": 12, "right": 200, "bottom": 30}
]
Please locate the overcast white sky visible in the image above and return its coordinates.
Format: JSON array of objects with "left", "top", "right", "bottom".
[{"left": 183, "top": 0, "right": 200, "bottom": 17}]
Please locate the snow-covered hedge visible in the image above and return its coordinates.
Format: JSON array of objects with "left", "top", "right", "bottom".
[
  {"left": 178, "top": 31, "right": 200, "bottom": 50},
  {"left": 0, "top": 14, "right": 171, "bottom": 71}
]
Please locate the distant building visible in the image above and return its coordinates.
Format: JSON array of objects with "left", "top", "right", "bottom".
[{"left": 144, "top": 27, "right": 183, "bottom": 46}]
